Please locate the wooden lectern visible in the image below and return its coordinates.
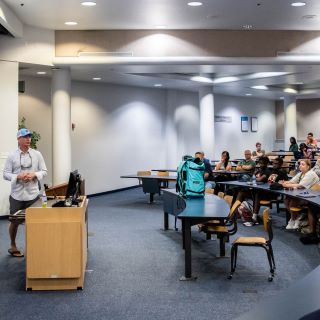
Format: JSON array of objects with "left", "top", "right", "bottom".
[{"left": 25, "top": 196, "right": 88, "bottom": 291}]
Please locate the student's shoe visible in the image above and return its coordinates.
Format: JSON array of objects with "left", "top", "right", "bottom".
[
  {"left": 286, "top": 219, "right": 295, "bottom": 230},
  {"left": 293, "top": 219, "right": 301, "bottom": 230},
  {"left": 243, "top": 221, "right": 254, "bottom": 227}
]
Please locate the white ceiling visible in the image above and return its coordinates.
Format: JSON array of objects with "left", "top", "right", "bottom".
[
  {"left": 11, "top": 0, "right": 320, "bottom": 100},
  {"left": 5, "top": 0, "right": 320, "bottom": 30}
]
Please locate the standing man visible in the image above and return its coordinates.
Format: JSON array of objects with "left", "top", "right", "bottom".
[{"left": 3, "top": 128, "right": 47, "bottom": 257}]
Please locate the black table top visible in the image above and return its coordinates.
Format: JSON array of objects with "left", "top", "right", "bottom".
[
  {"left": 163, "top": 189, "right": 230, "bottom": 219},
  {"left": 151, "top": 169, "right": 177, "bottom": 172},
  {"left": 121, "top": 174, "right": 176, "bottom": 181},
  {"left": 218, "top": 181, "right": 320, "bottom": 207}
]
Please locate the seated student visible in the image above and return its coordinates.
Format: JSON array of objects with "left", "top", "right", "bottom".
[
  {"left": 195, "top": 151, "right": 213, "bottom": 188},
  {"left": 215, "top": 151, "right": 232, "bottom": 171},
  {"left": 281, "top": 159, "right": 319, "bottom": 230},
  {"left": 296, "top": 143, "right": 313, "bottom": 160},
  {"left": 312, "top": 158, "right": 320, "bottom": 178},
  {"left": 249, "top": 157, "right": 289, "bottom": 226},
  {"left": 236, "top": 150, "right": 256, "bottom": 179},
  {"left": 305, "top": 132, "right": 318, "bottom": 148},
  {"left": 251, "top": 142, "right": 265, "bottom": 160},
  {"left": 212, "top": 151, "right": 232, "bottom": 194},
  {"left": 289, "top": 136, "right": 299, "bottom": 152},
  {"left": 236, "top": 156, "right": 271, "bottom": 204}
]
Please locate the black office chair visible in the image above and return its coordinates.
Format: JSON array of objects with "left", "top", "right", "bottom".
[{"left": 228, "top": 208, "right": 275, "bottom": 281}]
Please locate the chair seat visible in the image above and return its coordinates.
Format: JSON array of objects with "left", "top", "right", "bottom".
[
  {"left": 233, "top": 236, "right": 267, "bottom": 245},
  {"left": 290, "top": 206, "right": 308, "bottom": 212},
  {"left": 206, "top": 225, "right": 228, "bottom": 233},
  {"left": 260, "top": 200, "right": 271, "bottom": 205}
]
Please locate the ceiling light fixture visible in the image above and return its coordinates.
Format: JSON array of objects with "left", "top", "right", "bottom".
[
  {"left": 92, "top": 77, "right": 101, "bottom": 80},
  {"left": 245, "top": 93, "right": 252, "bottom": 96},
  {"left": 81, "top": 1, "right": 97, "bottom": 6},
  {"left": 291, "top": 2, "right": 306, "bottom": 7},
  {"left": 154, "top": 84, "right": 163, "bottom": 87},
  {"left": 37, "top": 71, "right": 46, "bottom": 75},
  {"left": 187, "top": 2, "right": 203, "bottom": 7},
  {"left": 191, "top": 76, "right": 213, "bottom": 84},
  {"left": 251, "top": 85, "right": 268, "bottom": 90},
  {"left": 65, "top": 21, "right": 78, "bottom": 25},
  {"left": 284, "top": 88, "right": 297, "bottom": 94}
]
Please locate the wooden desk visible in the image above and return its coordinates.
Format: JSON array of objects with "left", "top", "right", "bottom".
[
  {"left": 25, "top": 197, "right": 88, "bottom": 291},
  {"left": 163, "top": 189, "right": 230, "bottom": 280},
  {"left": 121, "top": 174, "right": 176, "bottom": 203}
]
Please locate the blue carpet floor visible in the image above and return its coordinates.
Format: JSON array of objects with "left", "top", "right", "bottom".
[{"left": 0, "top": 187, "right": 319, "bottom": 320}]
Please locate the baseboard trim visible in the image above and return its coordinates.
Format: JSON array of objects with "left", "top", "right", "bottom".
[{"left": 87, "top": 185, "right": 140, "bottom": 198}]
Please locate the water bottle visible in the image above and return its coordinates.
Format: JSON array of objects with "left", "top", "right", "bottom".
[
  {"left": 41, "top": 191, "right": 47, "bottom": 208},
  {"left": 252, "top": 175, "right": 257, "bottom": 186}
]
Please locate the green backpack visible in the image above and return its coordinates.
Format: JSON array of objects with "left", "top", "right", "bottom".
[{"left": 176, "top": 158, "right": 205, "bottom": 198}]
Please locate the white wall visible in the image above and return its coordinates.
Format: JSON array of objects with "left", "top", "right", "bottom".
[
  {"left": 18, "top": 76, "right": 278, "bottom": 194},
  {"left": 214, "top": 95, "right": 276, "bottom": 159},
  {"left": 0, "top": 61, "right": 19, "bottom": 215},
  {"left": 0, "top": 25, "right": 54, "bottom": 65},
  {"left": 71, "top": 81, "right": 168, "bottom": 194},
  {"left": 19, "top": 75, "right": 52, "bottom": 186}
]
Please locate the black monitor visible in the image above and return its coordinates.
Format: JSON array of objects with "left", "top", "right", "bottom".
[{"left": 65, "top": 170, "right": 81, "bottom": 206}]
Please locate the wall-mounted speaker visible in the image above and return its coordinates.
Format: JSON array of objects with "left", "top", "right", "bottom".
[{"left": 18, "top": 80, "right": 25, "bottom": 93}]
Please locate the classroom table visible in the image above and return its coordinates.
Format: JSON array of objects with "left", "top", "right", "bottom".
[
  {"left": 217, "top": 180, "right": 320, "bottom": 207},
  {"left": 121, "top": 174, "right": 176, "bottom": 203},
  {"left": 163, "top": 189, "right": 230, "bottom": 280}
]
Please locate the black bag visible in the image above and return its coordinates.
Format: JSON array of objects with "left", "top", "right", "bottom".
[{"left": 269, "top": 182, "right": 283, "bottom": 190}]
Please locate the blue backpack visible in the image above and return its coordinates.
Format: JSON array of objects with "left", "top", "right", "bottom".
[{"left": 176, "top": 158, "right": 205, "bottom": 198}]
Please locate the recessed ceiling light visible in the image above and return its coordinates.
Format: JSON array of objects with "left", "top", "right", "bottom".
[
  {"left": 280, "top": 97, "right": 285, "bottom": 100},
  {"left": 291, "top": 2, "right": 306, "bottom": 7},
  {"left": 246, "top": 93, "right": 252, "bottom": 96},
  {"left": 213, "top": 76, "right": 239, "bottom": 84},
  {"left": 37, "top": 71, "right": 46, "bottom": 75},
  {"left": 295, "top": 82, "right": 304, "bottom": 85},
  {"left": 191, "top": 76, "right": 213, "bottom": 84},
  {"left": 81, "top": 1, "right": 96, "bottom": 6},
  {"left": 251, "top": 85, "right": 268, "bottom": 90},
  {"left": 154, "top": 84, "right": 163, "bottom": 87},
  {"left": 188, "top": 2, "right": 203, "bottom": 7},
  {"left": 65, "top": 21, "right": 78, "bottom": 25},
  {"left": 155, "top": 25, "right": 167, "bottom": 29},
  {"left": 92, "top": 77, "right": 101, "bottom": 80},
  {"left": 284, "top": 88, "right": 297, "bottom": 94}
]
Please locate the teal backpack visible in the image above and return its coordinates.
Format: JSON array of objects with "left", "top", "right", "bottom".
[{"left": 176, "top": 158, "right": 205, "bottom": 198}]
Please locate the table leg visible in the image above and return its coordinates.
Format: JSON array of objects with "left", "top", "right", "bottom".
[
  {"left": 149, "top": 193, "right": 154, "bottom": 203},
  {"left": 164, "top": 212, "right": 169, "bottom": 230},
  {"left": 180, "top": 219, "right": 197, "bottom": 281}
]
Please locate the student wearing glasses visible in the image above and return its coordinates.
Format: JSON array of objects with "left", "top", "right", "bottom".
[{"left": 3, "top": 128, "right": 47, "bottom": 257}]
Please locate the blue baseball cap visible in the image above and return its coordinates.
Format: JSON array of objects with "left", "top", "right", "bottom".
[{"left": 17, "top": 128, "right": 32, "bottom": 138}]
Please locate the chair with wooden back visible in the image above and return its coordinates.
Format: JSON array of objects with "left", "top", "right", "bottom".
[
  {"left": 228, "top": 208, "right": 275, "bottom": 281},
  {"left": 201, "top": 200, "right": 241, "bottom": 257},
  {"left": 157, "top": 171, "right": 169, "bottom": 188}
]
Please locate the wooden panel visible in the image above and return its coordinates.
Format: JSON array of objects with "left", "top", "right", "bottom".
[{"left": 27, "top": 222, "right": 81, "bottom": 278}]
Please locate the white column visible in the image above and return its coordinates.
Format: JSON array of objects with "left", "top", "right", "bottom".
[
  {"left": 165, "top": 90, "right": 179, "bottom": 167},
  {"left": 199, "top": 87, "right": 215, "bottom": 159},
  {"left": 0, "top": 61, "right": 19, "bottom": 215},
  {"left": 52, "top": 68, "right": 71, "bottom": 185},
  {"left": 283, "top": 97, "right": 297, "bottom": 151}
]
